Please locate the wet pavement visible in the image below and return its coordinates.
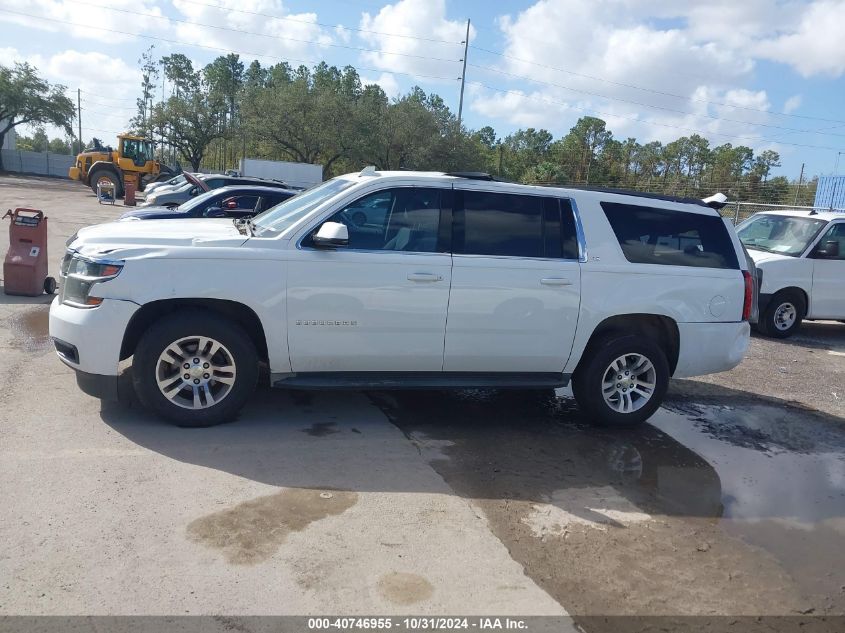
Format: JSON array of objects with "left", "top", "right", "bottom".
[{"left": 368, "top": 389, "right": 845, "bottom": 620}]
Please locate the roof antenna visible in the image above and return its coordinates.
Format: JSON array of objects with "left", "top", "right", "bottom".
[{"left": 359, "top": 166, "right": 378, "bottom": 177}]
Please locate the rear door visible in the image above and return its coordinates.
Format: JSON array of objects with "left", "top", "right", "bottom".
[
  {"left": 809, "top": 221, "right": 845, "bottom": 318},
  {"left": 443, "top": 186, "right": 582, "bottom": 373}
]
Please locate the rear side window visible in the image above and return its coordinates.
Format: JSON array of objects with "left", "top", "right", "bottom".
[{"left": 601, "top": 202, "right": 739, "bottom": 269}]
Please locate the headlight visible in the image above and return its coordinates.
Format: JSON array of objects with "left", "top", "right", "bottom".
[{"left": 60, "top": 252, "right": 123, "bottom": 308}]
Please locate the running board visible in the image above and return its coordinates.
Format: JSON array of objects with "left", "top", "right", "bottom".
[{"left": 271, "top": 372, "right": 570, "bottom": 390}]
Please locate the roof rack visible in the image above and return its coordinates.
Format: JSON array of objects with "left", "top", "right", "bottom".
[
  {"left": 444, "top": 171, "right": 497, "bottom": 181},
  {"left": 561, "top": 185, "right": 713, "bottom": 208}
]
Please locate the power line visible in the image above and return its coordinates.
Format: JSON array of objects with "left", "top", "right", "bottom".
[
  {"left": 78, "top": 91, "right": 138, "bottom": 104},
  {"left": 0, "top": 9, "right": 461, "bottom": 83},
  {"left": 469, "top": 82, "right": 845, "bottom": 151},
  {"left": 177, "top": 0, "right": 462, "bottom": 45},
  {"left": 72, "top": 1, "right": 462, "bottom": 64},
  {"left": 467, "top": 62, "right": 845, "bottom": 138},
  {"left": 469, "top": 45, "right": 845, "bottom": 125}
]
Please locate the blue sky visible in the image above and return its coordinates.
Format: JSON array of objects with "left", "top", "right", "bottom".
[{"left": 3, "top": 0, "right": 845, "bottom": 181}]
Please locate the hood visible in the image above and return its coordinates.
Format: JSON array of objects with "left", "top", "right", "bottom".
[
  {"left": 119, "top": 206, "right": 190, "bottom": 220},
  {"left": 68, "top": 218, "right": 248, "bottom": 259},
  {"left": 745, "top": 247, "right": 797, "bottom": 266}
]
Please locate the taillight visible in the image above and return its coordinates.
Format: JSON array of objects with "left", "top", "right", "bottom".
[{"left": 742, "top": 270, "right": 753, "bottom": 321}]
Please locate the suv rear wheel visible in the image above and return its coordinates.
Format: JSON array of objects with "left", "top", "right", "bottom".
[
  {"left": 759, "top": 289, "right": 804, "bottom": 338},
  {"left": 572, "top": 334, "right": 669, "bottom": 427},
  {"left": 132, "top": 310, "right": 258, "bottom": 427}
]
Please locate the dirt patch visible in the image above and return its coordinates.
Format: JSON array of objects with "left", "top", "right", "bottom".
[
  {"left": 377, "top": 572, "right": 434, "bottom": 605},
  {"left": 187, "top": 488, "right": 357, "bottom": 565},
  {"left": 7, "top": 305, "right": 51, "bottom": 353}
]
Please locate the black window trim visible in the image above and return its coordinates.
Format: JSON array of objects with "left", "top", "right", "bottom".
[{"left": 452, "top": 187, "right": 585, "bottom": 262}]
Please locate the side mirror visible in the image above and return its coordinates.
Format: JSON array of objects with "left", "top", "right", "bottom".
[
  {"left": 814, "top": 240, "right": 840, "bottom": 258},
  {"left": 313, "top": 221, "right": 348, "bottom": 247},
  {"left": 203, "top": 206, "right": 226, "bottom": 218}
]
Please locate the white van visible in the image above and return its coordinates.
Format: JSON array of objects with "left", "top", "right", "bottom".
[{"left": 737, "top": 210, "right": 844, "bottom": 337}]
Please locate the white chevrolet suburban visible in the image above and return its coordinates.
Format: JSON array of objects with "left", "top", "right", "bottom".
[
  {"left": 736, "top": 209, "right": 845, "bottom": 337},
  {"left": 49, "top": 170, "right": 753, "bottom": 428}
]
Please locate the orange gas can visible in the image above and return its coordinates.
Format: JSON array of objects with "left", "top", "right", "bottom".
[{"left": 2, "top": 208, "right": 56, "bottom": 296}]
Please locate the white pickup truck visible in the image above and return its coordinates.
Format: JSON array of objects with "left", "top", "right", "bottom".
[
  {"left": 49, "top": 170, "right": 753, "bottom": 428},
  {"left": 737, "top": 210, "right": 845, "bottom": 337}
]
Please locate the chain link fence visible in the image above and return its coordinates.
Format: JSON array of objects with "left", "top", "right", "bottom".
[{"left": 720, "top": 201, "right": 845, "bottom": 225}]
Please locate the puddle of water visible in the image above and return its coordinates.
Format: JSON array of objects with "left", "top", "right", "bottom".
[
  {"left": 186, "top": 488, "right": 357, "bottom": 565},
  {"left": 377, "top": 572, "right": 434, "bottom": 605},
  {"left": 8, "top": 305, "right": 51, "bottom": 353}
]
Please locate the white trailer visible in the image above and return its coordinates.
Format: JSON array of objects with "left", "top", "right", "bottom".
[{"left": 238, "top": 158, "right": 323, "bottom": 189}]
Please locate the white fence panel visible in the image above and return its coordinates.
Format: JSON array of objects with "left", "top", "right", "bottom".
[{"left": 1, "top": 149, "right": 75, "bottom": 178}]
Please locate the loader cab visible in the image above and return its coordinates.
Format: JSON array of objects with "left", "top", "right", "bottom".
[{"left": 118, "top": 136, "right": 155, "bottom": 170}]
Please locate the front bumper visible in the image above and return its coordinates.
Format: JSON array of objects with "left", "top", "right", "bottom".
[
  {"left": 673, "top": 321, "right": 751, "bottom": 378},
  {"left": 49, "top": 296, "right": 139, "bottom": 379}
]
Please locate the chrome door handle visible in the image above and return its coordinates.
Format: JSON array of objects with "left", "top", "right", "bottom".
[
  {"left": 407, "top": 272, "right": 442, "bottom": 282},
  {"left": 540, "top": 277, "right": 572, "bottom": 286}
]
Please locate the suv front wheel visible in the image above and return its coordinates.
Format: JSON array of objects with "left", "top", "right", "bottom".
[
  {"left": 572, "top": 334, "right": 669, "bottom": 427},
  {"left": 132, "top": 310, "right": 258, "bottom": 427}
]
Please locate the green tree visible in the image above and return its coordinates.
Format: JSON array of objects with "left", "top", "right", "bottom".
[{"left": 0, "top": 62, "right": 75, "bottom": 170}]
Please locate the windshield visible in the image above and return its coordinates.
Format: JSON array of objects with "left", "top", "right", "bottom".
[
  {"left": 176, "top": 189, "right": 222, "bottom": 212},
  {"left": 251, "top": 178, "right": 355, "bottom": 236},
  {"left": 737, "top": 214, "right": 828, "bottom": 257}
]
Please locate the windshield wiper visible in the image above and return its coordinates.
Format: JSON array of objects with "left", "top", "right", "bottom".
[{"left": 743, "top": 243, "right": 774, "bottom": 253}]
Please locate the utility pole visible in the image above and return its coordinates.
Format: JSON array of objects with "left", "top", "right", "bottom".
[
  {"left": 77, "top": 88, "right": 82, "bottom": 154},
  {"left": 794, "top": 162, "right": 805, "bottom": 206},
  {"left": 834, "top": 151, "right": 845, "bottom": 175},
  {"left": 457, "top": 18, "right": 470, "bottom": 130}
]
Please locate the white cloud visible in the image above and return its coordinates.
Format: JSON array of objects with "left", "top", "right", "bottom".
[
  {"left": 784, "top": 95, "right": 803, "bottom": 114},
  {"left": 0, "top": 0, "right": 166, "bottom": 43},
  {"left": 468, "top": 0, "right": 843, "bottom": 154},
  {"left": 3, "top": 46, "right": 139, "bottom": 139},
  {"left": 360, "top": 72, "right": 401, "bottom": 99},
  {"left": 170, "top": 0, "right": 334, "bottom": 64},
  {"left": 754, "top": 0, "right": 845, "bottom": 77},
  {"left": 358, "top": 0, "right": 470, "bottom": 82}
]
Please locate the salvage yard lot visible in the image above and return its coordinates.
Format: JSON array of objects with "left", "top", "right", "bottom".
[{"left": 1, "top": 174, "right": 844, "bottom": 628}]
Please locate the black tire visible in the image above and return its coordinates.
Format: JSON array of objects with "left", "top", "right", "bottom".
[
  {"left": 43, "top": 276, "right": 57, "bottom": 295},
  {"left": 132, "top": 310, "right": 258, "bottom": 427},
  {"left": 758, "top": 289, "right": 805, "bottom": 338},
  {"left": 89, "top": 169, "right": 124, "bottom": 198},
  {"left": 572, "top": 334, "right": 669, "bottom": 428}
]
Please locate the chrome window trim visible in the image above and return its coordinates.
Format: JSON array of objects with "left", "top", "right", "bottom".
[{"left": 567, "top": 197, "right": 589, "bottom": 263}]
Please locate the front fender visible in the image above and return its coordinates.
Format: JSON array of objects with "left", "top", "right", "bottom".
[{"left": 94, "top": 256, "right": 291, "bottom": 373}]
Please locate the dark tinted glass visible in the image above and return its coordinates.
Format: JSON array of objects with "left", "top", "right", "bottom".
[
  {"left": 459, "top": 191, "right": 543, "bottom": 257},
  {"left": 602, "top": 202, "right": 739, "bottom": 269},
  {"left": 320, "top": 188, "right": 441, "bottom": 252},
  {"left": 541, "top": 198, "right": 579, "bottom": 260}
]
